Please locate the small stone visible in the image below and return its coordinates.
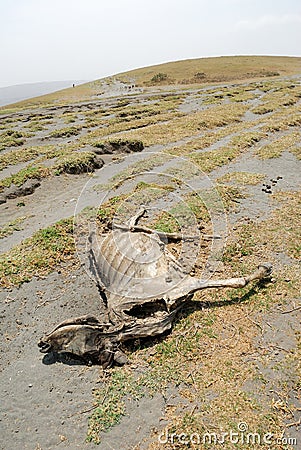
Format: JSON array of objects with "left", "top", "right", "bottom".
[{"left": 28, "top": 384, "right": 33, "bottom": 388}]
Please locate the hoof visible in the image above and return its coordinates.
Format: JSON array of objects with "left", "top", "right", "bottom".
[{"left": 258, "top": 263, "right": 272, "bottom": 276}]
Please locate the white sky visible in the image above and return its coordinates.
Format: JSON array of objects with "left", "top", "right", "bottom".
[{"left": 1, "top": 0, "right": 300, "bottom": 87}]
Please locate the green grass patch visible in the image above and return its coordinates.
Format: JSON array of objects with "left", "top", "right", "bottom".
[
  {"left": 0, "top": 129, "right": 27, "bottom": 151},
  {"left": 0, "top": 165, "right": 49, "bottom": 191},
  {"left": 54, "top": 151, "right": 102, "bottom": 174},
  {"left": 23, "top": 120, "right": 46, "bottom": 132},
  {"left": 0, "top": 151, "right": 103, "bottom": 190},
  {"left": 61, "top": 114, "right": 78, "bottom": 124},
  {"left": 150, "top": 184, "right": 242, "bottom": 234},
  {"left": 48, "top": 125, "right": 82, "bottom": 138},
  {"left": 0, "top": 218, "right": 75, "bottom": 287},
  {"left": 0, "top": 145, "right": 57, "bottom": 170},
  {"left": 152, "top": 211, "right": 181, "bottom": 233}
]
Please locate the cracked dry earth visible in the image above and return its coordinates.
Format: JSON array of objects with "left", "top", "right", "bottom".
[{"left": 0, "top": 76, "right": 301, "bottom": 449}]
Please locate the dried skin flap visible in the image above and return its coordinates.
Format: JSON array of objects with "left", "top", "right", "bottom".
[{"left": 89, "top": 229, "right": 185, "bottom": 303}]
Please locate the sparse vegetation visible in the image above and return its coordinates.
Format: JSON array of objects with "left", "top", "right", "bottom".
[
  {"left": 0, "top": 165, "right": 48, "bottom": 191},
  {"left": 54, "top": 151, "right": 103, "bottom": 174},
  {"left": 93, "top": 138, "right": 144, "bottom": 154},
  {"left": 47, "top": 125, "right": 82, "bottom": 138},
  {"left": 190, "top": 146, "right": 240, "bottom": 172},
  {"left": 230, "top": 131, "right": 267, "bottom": 149},
  {"left": 0, "top": 144, "right": 57, "bottom": 170},
  {"left": 150, "top": 72, "right": 168, "bottom": 83},
  {"left": 261, "top": 105, "right": 301, "bottom": 132},
  {"left": 217, "top": 171, "right": 265, "bottom": 185},
  {"left": 111, "top": 103, "right": 248, "bottom": 148},
  {"left": 115, "top": 56, "right": 301, "bottom": 87},
  {"left": 0, "top": 218, "right": 75, "bottom": 287},
  {"left": 254, "top": 131, "right": 300, "bottom": 159},
  {"left": 0, "top": 216, "right": 30, "bottom": 239},
  {"left": 0, "top": 129, "right": 27, "bottom": 150}
]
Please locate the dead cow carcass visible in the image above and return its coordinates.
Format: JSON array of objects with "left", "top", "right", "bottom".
[{"left": 38, "top": 209, "right": 272, "bottom": 367}]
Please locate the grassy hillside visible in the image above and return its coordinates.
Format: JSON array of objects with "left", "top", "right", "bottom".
[
  {"left": 114, "top": 55, "right": 301, "bottom": 85},
  {"left": 2, "top": 55, "right": 300, "bottom": 112}
]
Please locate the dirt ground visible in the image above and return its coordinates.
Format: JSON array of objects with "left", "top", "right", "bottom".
[{"left": 0, "top": 76, "right": 300, "bottom": 449}]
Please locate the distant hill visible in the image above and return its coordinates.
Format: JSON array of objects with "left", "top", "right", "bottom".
[
  {"left": 1, "top": 56, "right": 300, "bottom": 111},
  {"left": 112, "top": 55, "right": 301, "bottom": 85},
  {"left": 0, "top": 81, "right": 86, "bottom": 107}
]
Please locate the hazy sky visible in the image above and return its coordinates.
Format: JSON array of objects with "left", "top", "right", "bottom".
[{"left": 1, "top": 0, "right": 300, "bottom": 87}]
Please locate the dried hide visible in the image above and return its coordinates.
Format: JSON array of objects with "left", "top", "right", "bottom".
[{"left": 38, "top": 210, "right": 272, "bottom": 367}]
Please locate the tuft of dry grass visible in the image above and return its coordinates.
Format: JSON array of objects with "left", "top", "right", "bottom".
[
  {"left": 111, "top": 103, "right": 248, "bottom": 148},
  {"left": 189, "top": 146, "right": 240, "bottom": 173},
  {"left": 0, "top": 129, "right": 27, "bottom": 151},
  {"left": 261, "top": 105, "right": 301, "bottom": 133},
  {"left": 53, "top": 151, "right": 102, "bottom": 174},
  {"left": 81, "top": 111, "right": 182, "bottom": 146},
  {"left": 217, "top": 171, "right": 265, "bottom": 185},
  {"left": 47, "top": 125, "right": 82, "bottom": 139},
  {"left": 254, "top": 131, "right": 300, "bottom": 159},
  {"left": 0, "top": 145, "right": 58, "bottom": 170}
]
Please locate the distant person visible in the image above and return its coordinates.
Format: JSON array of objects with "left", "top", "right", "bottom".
[{"left": 72, "top": 83, "right": 75, "bottom": 88}]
